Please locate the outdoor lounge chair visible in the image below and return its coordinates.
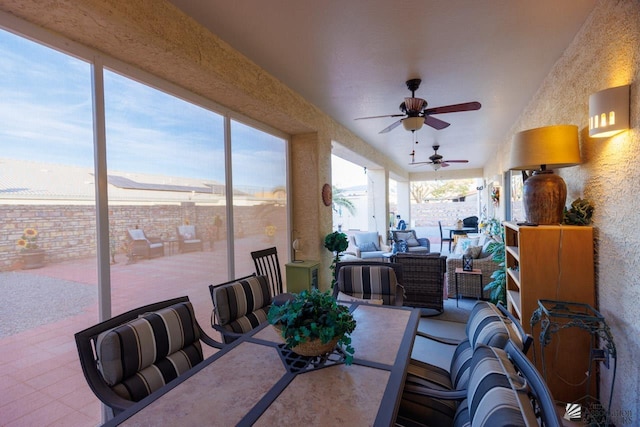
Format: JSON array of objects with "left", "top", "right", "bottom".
[
  {"left": 177, "top": 224, "right": 203, "bottom": 252},
  {"left": 74, "top": 296, "right": 223, "bottom": 419},
  {"left": 126, "top": 228, "right": 164, "bottom": 259}
]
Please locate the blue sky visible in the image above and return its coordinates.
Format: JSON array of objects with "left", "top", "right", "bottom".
[{"left": 0, "top": 29, "right": 286, "bottom": 189}]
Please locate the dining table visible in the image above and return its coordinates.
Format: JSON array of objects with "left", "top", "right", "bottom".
[{"left": 104, "top": 302, "right": 420, "bottom": 427}]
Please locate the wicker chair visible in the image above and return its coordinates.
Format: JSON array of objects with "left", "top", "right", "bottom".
[{"left": 393, "top": 253, "right": 446, "bottom": 315}]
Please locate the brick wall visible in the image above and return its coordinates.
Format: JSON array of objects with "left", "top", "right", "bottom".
[{"left": 0, "top": 203, "right": 286, "bottom": 271}]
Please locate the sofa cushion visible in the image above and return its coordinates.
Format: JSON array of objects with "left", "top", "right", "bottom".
[
  {"left": 96, "top": 301, "right": 203, "bottom": 401},
  {"left": 358, "top": 241, "right": 379, "bottom": 252},
  {"left": 128, "top": 229, "right": 147, "bottom": 241},
  {"left": 354, "top": 232, "right": 379, "bottom": 247},
  {"left": 464, "top": 245, "right": 483, "bottom": 259}
]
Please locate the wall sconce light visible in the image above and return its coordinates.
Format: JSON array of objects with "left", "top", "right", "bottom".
[{"left": 589, "top": 85, "right": 630, "bottom": 138}]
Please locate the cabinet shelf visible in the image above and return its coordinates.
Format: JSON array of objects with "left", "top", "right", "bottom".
[
  {"left": 502, "top": 221, "right": 595, "bottom": 404},
  {"left": 507, "top": 289, "right": 521, "bottom": 320},
  {"left": 505, "top": 245, "right": 519, "bottom": 258}
]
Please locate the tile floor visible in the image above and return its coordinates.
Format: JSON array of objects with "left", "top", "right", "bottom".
[
  {"left": 0, "top": 235, "right": 452, "bottom": 426},
  {"left": 0, "top": 247, "right": 239, "bottom": 427}
]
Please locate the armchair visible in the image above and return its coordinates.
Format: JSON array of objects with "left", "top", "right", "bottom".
[
  {"left": 446, "top": 235, "right": 500, "bottom": 299},
  {"left": 126, "top": 228, "right": 164, "bottom": 259},
  {"left": 177, "top": 225, "right": 203, "bottom": 253},
  {"left": 390, "top": 229, "right": 431, "bottom": 254},
  {"left": 345, "top": 231, "right": 390, "bottom": 260}
]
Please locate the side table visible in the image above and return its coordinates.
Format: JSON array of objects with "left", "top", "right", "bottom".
[
  {"left": 163, "top": 238, "right": 178, "bottom": 255},
  {"left": 453, "top": 267, "right": 482, "bottom": 307}
]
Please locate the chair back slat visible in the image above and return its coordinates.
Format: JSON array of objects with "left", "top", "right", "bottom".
[{"left": 251, "top": 247, "right": 283, "bottom": 297}]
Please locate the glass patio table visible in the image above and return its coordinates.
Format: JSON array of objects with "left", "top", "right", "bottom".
[{"left": 104, "top": 302, "right": 420, "bottom": 427}]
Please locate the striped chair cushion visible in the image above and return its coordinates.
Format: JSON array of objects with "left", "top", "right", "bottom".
[
  {"left": 466, "top": 301, "right": 511, "bottom": 349},
  {"left": 337, "top": 265, "right": 398, "bottom": 305},
  {"left": 400, "top": 302, "right": 524, "bottom": 425},
  {"left": 456, "top": 345, "right": 538, "bottom": 427},
  {"left": 213, "top": 275, "right": 272, "bottom": 334},
  {"left": 96, "top": 301, "right": 203, "bottom": 402}
]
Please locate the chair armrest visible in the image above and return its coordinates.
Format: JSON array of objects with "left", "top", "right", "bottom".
[
  {"left": 404, "top": 384, "right": 467, "bottom": 401},
  {"left": 417, "top": 238, "right": 430, "bottom": 251},
  {"left": 197, "top": 324, "right": 224, "bottom": 349},
  {"left": 380, "top": 242, "right": 391, "bottom": 252},
  {"left": 415, "top": 330, "right": 463, "bottom": 346},
  {"left": 395, "top": 283, "right": 405, "bottom": 306},
  {"left": 147, "top": 236, "right": 163, "bottom": 244}
]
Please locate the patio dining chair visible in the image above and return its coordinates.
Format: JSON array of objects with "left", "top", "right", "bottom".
[
  {"left": 333, "top": 261, "right": 405, "bottom": 306},
  {"left": 438, "top": 221, "right": 454, "bottom": 253},
  {"left": 209, "top": 274, "right": 273, "bottom": 344},
  {"left": 74, "top": 296, "right": 223, "bottom": 419},
  {"left": 251, "top": 247, "right": 287, "bottom": 301},
  {"left": 400, "top": 301, "right": 532, "bottom": 425}
]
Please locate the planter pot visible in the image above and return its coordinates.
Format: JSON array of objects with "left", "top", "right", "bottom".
[
  {"left": 290, "top": 336, "right": 340, "bottom": 357},
  {"left": 21, "top": 249, "right": 45, "bottom": 269}
]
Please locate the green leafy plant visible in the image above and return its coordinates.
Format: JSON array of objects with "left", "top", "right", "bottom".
[
  {"left": 563, "top": 198, "right": 594, "bottom": 225},
  {"left": 483, "top": 226, "right": 506, "bottom": 305},
  {"left": 324, "top": 231, "right": 349, "bottom": 288},
  {"left": 268, "top": 289, "right": 357, "bottom": 364}
]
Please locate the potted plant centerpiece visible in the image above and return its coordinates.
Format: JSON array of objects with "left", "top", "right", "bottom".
[
  {"left": 268, "top": 289, "right": 357, "bottom": 364},
  {"left": 16, "top": 227, "right": 45, "bottom": 269}
]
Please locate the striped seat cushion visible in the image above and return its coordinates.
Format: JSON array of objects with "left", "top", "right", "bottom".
[
  {"left": 96, "top": 301, "right": 203, "bottom": 402},
  {"left": 337, "top": 265, "right": 398, "bottom": 305},
  {"left": 455, "top": 345, "right": 538, "bottom": 427},
  {"left": 400, "top": 302, "right": 524, "bottom": 425},
  {"left": 213, "top": 275, "right": 272, "bottom": 334}
]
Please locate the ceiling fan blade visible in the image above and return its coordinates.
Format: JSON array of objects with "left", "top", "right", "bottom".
[
  {"left": 424, "top": 101, "right": 482, "bottom": 115},
  {"left": 424, "top": 115, "right": 450, "bottom": 130},
  {"left": 442, "top": 159, "right": 469, "bottom": 163},
  {"left": 379, "top": 119, "right": 403, "bottom": 134},
  {"left": 355, "top": 113, "right": 404, "bottom": 120}
]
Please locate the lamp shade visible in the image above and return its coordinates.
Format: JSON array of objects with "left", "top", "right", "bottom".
[
  {"left": 402, "top": 116, "right": 424, "bottom": 132},
  {"left": 509, "top": 125, "right": 581, "bottom": 170},
  {"left": 589, "top": 85, "right": 630, "bottom": 138}
]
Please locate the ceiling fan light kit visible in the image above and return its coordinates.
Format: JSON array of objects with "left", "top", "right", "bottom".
[{"left": 402, "top": 116, "right": 424, "bottom": 131}]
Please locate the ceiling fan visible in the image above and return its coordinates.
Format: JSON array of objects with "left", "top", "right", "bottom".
[
  {"left": 409, "top": 144, "right": 469, "bottom": 170},
  {"left": 355, "top": 78, "right": 481, "bottom": 133}
]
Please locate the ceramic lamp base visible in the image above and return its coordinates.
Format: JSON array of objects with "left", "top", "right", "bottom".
[{"left": 523, "top": 170, "right": 566, "bottom": 225}]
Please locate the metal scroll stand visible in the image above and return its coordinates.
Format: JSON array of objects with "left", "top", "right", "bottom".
[{"left": 530, "top": 300, "right": 616, "bottom": 426}]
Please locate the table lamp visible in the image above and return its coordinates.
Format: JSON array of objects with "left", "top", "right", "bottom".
[{"left": 509, "top": 125, "right": 581, "bottom": 225}]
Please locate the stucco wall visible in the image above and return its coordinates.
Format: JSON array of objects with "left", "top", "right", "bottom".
[{"left": 484, "top": 0, "right": 640, "bottom": 416}]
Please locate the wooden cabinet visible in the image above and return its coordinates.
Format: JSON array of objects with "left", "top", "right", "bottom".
[{"left": 503, "top": 221, "right": 595, "bottom": 403}]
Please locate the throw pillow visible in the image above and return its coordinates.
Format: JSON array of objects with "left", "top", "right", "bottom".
[
  {"left": 405, "top": 237, "right": 420, "bottom": 247},
  {"left": 454, "top": 237, "right": 480, "bottom": 255},
  {"left": 395, "top": 231, "right": 413, "bottom": 242},
  {"left": 337, "top": 291, "right": 383, "bottom": 305},
  {"left": 464, "top": 245, "right": 483, "bottom": 259},
  {"left": 358, "top": 241, "right": 378, "bottom": 252}
]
